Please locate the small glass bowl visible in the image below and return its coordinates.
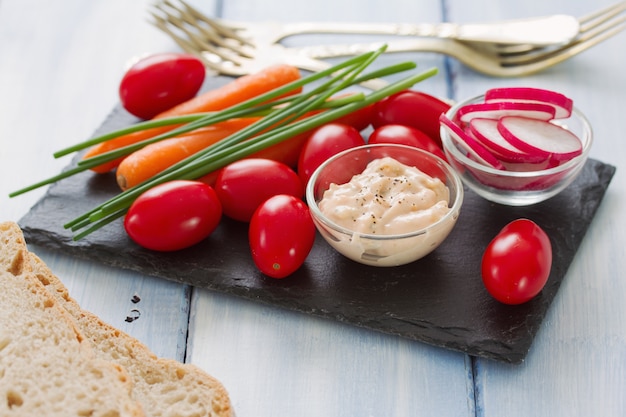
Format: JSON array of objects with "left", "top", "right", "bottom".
[
  {"left": 440, "top": 94, "right": 593, "bottom": 206},
  {"left": 305, "top": 144, "right": 464, "bottom": 267}
]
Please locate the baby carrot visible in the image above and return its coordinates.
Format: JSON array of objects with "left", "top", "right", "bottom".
[
  {"left": 116, "top": 118, "right": 259, "bottom": 190},
  {"left": 117, "top": 113, "right": 313, "bottom": 190},
  {"left": 83, "top": 64, "right": 302, "bottom": 173},
  {"left": 82, "top": 126, "right": 175, "bottom": 174},
  {"left": 156, "top": 64, "right": 302, "bottom": 118}
]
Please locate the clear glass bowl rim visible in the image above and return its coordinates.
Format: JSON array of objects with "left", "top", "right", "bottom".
[{"left": 305, "top": 143, "right": 464, "bottom": 241}]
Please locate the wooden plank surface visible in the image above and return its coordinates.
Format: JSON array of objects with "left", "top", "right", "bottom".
[{"left": 1, "top": 0, "right": 625, "bottom": 416}]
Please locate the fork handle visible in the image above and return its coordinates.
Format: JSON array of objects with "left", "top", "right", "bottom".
[
  {"left": 278, "top": 15, "right": 579, "bottom": 46},
  {"left": 276, "top": 52, "right": 389, "bottom": 90},
  {"left": 294, "top": 39, "right": 450, "bottom": 60}
]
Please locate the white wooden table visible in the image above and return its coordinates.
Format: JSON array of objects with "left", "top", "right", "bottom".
[{"left": 1, "top": 1, "right": 625, "bottom": 416}]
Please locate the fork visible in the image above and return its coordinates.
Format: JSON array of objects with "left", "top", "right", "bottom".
[
  {"left": 154, "top": 0, "right": 587, "bottom": 47},
  {"left": 154, "top": 0, "right": 626, "bottom": 50},
  {"left": 150, "top": 1, "right": 626, "bottom": 79}
]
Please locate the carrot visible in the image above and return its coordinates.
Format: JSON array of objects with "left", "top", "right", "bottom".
[
  {"left": 117, "top": 113, "right": 310, "bottom": 190},
  {"left": 116, "top": 118, "right": 259, "bottom": 190},
  {"left": 83, "top": 64, "right": 302, "bottom": 173},
  {"left": 82, "top": 126, "right": 176, "bottom": 174},
  {"left": 116, "top": 93, "right": 373, "bottom": 190},
  {"left": 156, "top": 64, "right": 301, "bottom": 119}
]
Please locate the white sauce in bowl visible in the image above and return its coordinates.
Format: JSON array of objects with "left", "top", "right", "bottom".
[{"left": 318, "top": 157, "right": 451, "bottom": 235}]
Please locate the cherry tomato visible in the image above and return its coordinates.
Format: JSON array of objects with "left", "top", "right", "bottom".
[
  {"left": 297, "top": 123, "right": 365, "bottom": 187},
  {"left": 333, "top": 103, "right": 374, "bottom": 131},
  {"left": 368, "top": 124, "right": 448, "bottom": 161},
  {"left": 481, "top": 219, "right": 552, "bottom": 305},
  {"left": 250, "top": 130, "right": 310, "bottom": 169},
  {"left": 215, "top": 158, "right": 303, "bottom": 222},
  {"left": 249, "top": 194, "right": 316, "bottom": 279},
  {"left": 124, "top": 180, "right": 222, "bottom": 252},
  {"left": 119, "top": 53, "right": 206, "bottom": 119},
  {"left": 371, "top": 90, "right": 451, "bottom": 147}
]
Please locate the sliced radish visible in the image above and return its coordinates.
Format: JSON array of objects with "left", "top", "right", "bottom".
[
  {"left": 456, "top": 101, "right": 555, "bottom": 124},
  {"left": 469, "top": 118, "right": 544, "bottom": 163},
  {"left": 497, "top": 116, "right": 583, "bottom": 161},
  {"left": 439, "top": 114, "right": 505, "bottom": 170},
  {"left": 442, "top": 87, "right": 584, "bottom": 194},
  {"left": 484, "top": 87, "right": 573, "bottom": 119}
]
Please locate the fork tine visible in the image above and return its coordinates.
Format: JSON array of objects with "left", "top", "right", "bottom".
[
  {"left": 151, "top": 0, "right": 259, "bottom": 75},
  {"left": 150, "top": 9, "right": 249, "bottom": 75},
  {"left": 578, "top": 1, "right": 626, "bottom": 32},
  {"left": 156, "top": 0, "right": 252, "bottom": 56},
  {"left": 174, "top": 0, "right": 254, "bottom": 47},
  {"left": 152, "top": 11, "right": 241, "bottom": 63},
  {"left": 500, "top": 14, "right": 626, "bottom": 69},
  {"left": 151, "top": 12, "right": 202, "bottom": 55},
  {"left": 481, "top": 2, "right": 626, "bottom": 57}
]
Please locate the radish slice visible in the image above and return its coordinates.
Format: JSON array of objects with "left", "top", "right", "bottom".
[
  {"left": 469, "top": 118, "right": 544, "bottom": 163},
  {"left": 457, "top": 101, "right": 556, "bottom": 123},
  {"left": 497, "top": 116, "right": 583, "bottom": 161},
  {"left": 439, "top": 114, "right": 505, "bottom": 170},
  {"left": 500, "top": 159, "right": 555, "bottom": 172},
  {"left": 485, "top": 87, "right": 573, "bottom": 119}
]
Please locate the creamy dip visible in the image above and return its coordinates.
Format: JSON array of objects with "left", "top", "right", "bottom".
[{"left": 318, "top": 157, "right": 451, "bottom": 235}]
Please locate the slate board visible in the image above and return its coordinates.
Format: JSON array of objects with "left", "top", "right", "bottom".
[{"left": 17, "top": 76, "right": 616, "bottom": 363}]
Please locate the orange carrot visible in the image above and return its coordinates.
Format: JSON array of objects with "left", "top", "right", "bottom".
[
  {"left": 117, "top": 113, "right": 309, "bottom": 191},
  {"left": 116, "top": 92, "right": 372, "bottom": 190},
  {"left": 156, "top": 64, "right": 301, "bottom": 119},
  {"left": 83, "top": 126, "right": 176, "bottom": 174},
  {"left": 116, "top": 118, "right": 259, "bottom": 190},
  {"left": 83, "top": 64, "right": 302, "bottom": 173}
]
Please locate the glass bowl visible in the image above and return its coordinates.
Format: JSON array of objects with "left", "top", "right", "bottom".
[
  {"left": 305, "top": 144, "right": 464, "bottom": 267},
  {"left": 440, "top": 94, "right": 593, "bottom": 206}
]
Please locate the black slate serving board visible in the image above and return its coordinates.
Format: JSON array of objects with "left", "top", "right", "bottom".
[{"left": 18, "top": 76, "right": 616, "bottom": 363}]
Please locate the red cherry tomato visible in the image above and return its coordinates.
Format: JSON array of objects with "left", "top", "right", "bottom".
[
  {"left": 215, "top": 158, "right": 303, "bottom": 222},
  {"left": 368, "top": 124, "right": 448, "bottom": 161},
  {"left": 119, "top": 53, "right": 206, "bottom": 119},
  {"left": 124, "top": 180, "right": 222, "bottom": 251},
  {"left": 297, "top": 123, "right": 365, "bottom": 187},
  {"left": 481, "top": 219, "right": 552, "bottom": 305},
  {"left": 332, "top": 103, "right": 374, "bottom": 131},
  {"left": 249, "top": 130, "right": 310, "bottom": 169},
  {"left": 249, "top": 195, "right": 316, "bottom": 278},
  {"left": 371, "top": 90, "right": 451, "bottom": 147}
]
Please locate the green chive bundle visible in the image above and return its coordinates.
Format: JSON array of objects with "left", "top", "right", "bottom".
[{"left": 11, "top": 46, "right": 438, "bottom": 240}]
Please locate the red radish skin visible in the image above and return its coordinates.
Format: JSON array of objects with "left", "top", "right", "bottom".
[
  {"left": 485, "top": 87, "right": 573, "bottom": 119},
  {"left": 500, "top": 159, "right": 555, "bottom": 172},
  {"left": 456, "top": 101, "right": 556, "bottom": 124},
  {"left": 497, "top": 116, "right": 583, "bottom": 162},
  {"left": 469, "top": 118, "right": 544, "bottom": 163},
  {"left": 439, "top": 114, "right": 505, "bottom": 170}
]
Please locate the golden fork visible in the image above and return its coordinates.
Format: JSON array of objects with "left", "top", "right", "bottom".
[
  {"left": 150, "top": 1, "right": 626, "bottom": 79},
  {"left": 154, "top": 0, "right": 595, "bottom": 47}
]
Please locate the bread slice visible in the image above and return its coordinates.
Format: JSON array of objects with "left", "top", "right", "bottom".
[
  {"left": 0, "top": 221, "right": 145, "bottom": 417},
  {"left": 26, "top": 232, "right": 233, "bottom": 416}
]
